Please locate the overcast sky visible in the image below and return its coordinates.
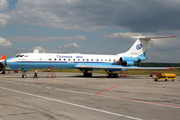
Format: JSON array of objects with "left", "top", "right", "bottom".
[{"left": 0, "top": 0, "right": 180, "bottom": 63}]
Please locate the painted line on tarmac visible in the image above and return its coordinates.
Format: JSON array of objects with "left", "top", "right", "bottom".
[
  {"left": 95, "top": 84, "right": 121, "bottom": 95},
  {"left": 96, "top": 94, "right": 180, "bottom": 109},
  {"left": 55, "top": 88, "right": 94, "bottom": 95},
  {"left": 0, "top": 86, "right": 142, "bottom": 120},
  {"left": 1, "top": 80, "right": 180, "bottom": 109}
]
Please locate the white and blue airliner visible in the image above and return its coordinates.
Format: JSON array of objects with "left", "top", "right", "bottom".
[{"left": 1, "top": 36, "right": 176, "bottom": 78}]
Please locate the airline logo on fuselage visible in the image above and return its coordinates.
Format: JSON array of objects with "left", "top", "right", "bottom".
[
  {"left": 57, "top": 55, "right": 83, "bottom": 59},
  {"left": 136, "top": 44, "right": 142, "bottom": 50}
]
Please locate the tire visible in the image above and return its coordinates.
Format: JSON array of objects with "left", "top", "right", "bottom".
[
  {"left": 113, "top": 74, "right": 118, "bottom": 78},
  {"left": 2, "top": 71, "right": 5, "bottom": 74},
  {"left": 22, "top": 74, "right": 27, "bottom": 78},
  {"left": 89, "top": 73, "right": 92, "bottom": 77}
]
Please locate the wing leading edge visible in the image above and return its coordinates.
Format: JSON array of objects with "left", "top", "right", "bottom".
[{"left": 76, "top": 64, "right": 172, "bottom": 70}]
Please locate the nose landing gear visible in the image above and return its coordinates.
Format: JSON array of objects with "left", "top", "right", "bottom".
[{"left": 22, "top": 74, "right": 27, "bottom": 78}]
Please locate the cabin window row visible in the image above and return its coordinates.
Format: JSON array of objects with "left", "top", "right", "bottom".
[{"left": 49, "top": 58, "right": 116, "bottom": 62}]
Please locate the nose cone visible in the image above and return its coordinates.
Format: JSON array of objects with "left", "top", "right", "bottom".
[
  {"left": 4, "top": 57, "right": 16, "bottom": 67},
  {"left": 2, "top": 60, "right": 6, "bottom": 66}
]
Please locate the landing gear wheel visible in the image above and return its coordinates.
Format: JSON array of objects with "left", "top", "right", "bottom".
[
  {"left": 83, "top": 73, "right": 92, "bottom": 77},
  {"left": 113, "top": 74, "right": 118, "bottom": 78},
  {"left": 22, "top": 74, "right": 27, "bottom": 78},
  {"left": 2, "top": 71, "right": 5, "bottom": 74},
  {"left": 108, "top": 73, "right": 118, "bottom": 78},
  {"left": 89, "top": 73, "right": 92, "bottom": 77}
]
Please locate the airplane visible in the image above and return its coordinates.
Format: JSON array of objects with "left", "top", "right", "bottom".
[
  {"left": 0, "top": 55, "right": 20, "bottom": 74},
  {"left": 1, "top": 36, "right": 176, "bottom": 78}
]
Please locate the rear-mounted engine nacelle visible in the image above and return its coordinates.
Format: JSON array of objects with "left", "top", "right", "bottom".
[
  {"left": 124, "top": 61, "right": 134, "bottom": 66},
  {"left": 120, "top": 57, "right": 141, "bottom": 66}
]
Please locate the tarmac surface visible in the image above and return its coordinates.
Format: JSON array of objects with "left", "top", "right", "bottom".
[{"left": 0, "top": 71, "right": 180, "bottom": 120}]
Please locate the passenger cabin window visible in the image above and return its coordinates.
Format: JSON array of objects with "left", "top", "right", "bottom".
[
  {"left": 105, "top": 59, "right": 107, "bottom": 61},
  {"left": 68, "top": 59, "right": 70, "bottom": 61},
  {"left": 59, "top": 59, "right": 61, "bottom": 61},
  {"left": 87, "top": 59, "right": 89, "bottom": 61},
  {"left": 54, "top": 58, "right": 56, "bottom": 61},
  {"left": 97, "top": 59, "right": 99, "bottom": 61},
  {"left": 91, "top": 59, "right": 93, "bottom": 61},
  {"left": 101, "top": 59, "right": 103, "bottom": 61},
  {"left": 78, "top": 59, "right": 80, "bottom": 61},
  {"left": 49, "top": 58, "right": 51, "bottom": 61},
  {"left": 109, "top": 59, "right": 111, "bottom": 61},
  {"left": 83, "top": 59, "right": 85, "bottom": 61},
  {"left": 73, "top": 59, "right": 75, "bottom": 61},
  {"left": 64, "top": 59, "right": 66, "bottom": 61}
]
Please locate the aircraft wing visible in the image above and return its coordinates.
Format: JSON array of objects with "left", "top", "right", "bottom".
[{"left": 76, "top": 64, "right": 172, "bottom": 70}]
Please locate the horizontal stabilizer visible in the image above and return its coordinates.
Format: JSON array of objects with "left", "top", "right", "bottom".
[{"left": 132, "top": 36, "right": 176, "bottom": 40}]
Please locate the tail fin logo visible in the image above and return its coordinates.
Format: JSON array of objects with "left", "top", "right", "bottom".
[{"left": 136, "top": 44, "right": 142, "bottom": 50}]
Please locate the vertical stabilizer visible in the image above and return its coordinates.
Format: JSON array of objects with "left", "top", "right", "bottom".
[
  {"left": 118, "top": 36, "right": 176, "bottom": 58},
  {"left": 124, "top": 39, "right": 149, "bottom": 57}
]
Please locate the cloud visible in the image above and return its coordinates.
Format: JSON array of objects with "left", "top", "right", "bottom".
[
  {"left": 31, "top": 46, "right": 62, "bottom": 53},
  {"left": 28, "top": 28, "right": 35, "bottom": 32},
  {"left": 59, "top": 43, "right": 81, "bottom": 49},
  {"left": 150, "top": 37, "right": 180, "bottom": 51},
  {"left": 7, "top": 35, "right": 86, "bottom": 42},
  {"left": 102, "top": 32, "right": 143, "bottom": 42},
  {"left": 1, "top": 0, "right": 180, "bottom": 32},
  {"left": 0, "top": 0, "right": 9, "bottom": 12},
  {"left": 0, "top": 37, "right": 12, "bottom": 47},
  {"left": 102, "top": 32, "right": 143, "bottom": 39},
  {"left": 0, "top": 13, "right": 10, "bottom": 27}
]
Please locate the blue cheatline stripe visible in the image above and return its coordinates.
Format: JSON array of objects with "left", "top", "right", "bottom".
[
  {"left": 12, "top": 61, "right": 111, "bottom": 64},
  {"left": 7, "top": 61, "right": 115, "bottom": 69}
]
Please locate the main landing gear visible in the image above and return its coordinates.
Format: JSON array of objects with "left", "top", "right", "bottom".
[
  {"left": 81, "top": 70, "right": 92, "bottom": 77},
  {"left": 83, "top": 73, "right": 92, "bottom": 77},
  {"left": 107, "top": 73, "right": 118, "bottom": 78},
  {"left": 106, "top": 71, "right": 119, "bottom": 78}
]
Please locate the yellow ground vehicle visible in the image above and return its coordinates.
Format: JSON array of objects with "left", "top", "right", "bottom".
[{"left": 153, "top": 73, "right": 176, "bottom": 81}]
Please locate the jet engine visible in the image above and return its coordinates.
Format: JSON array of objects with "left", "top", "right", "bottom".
[{"left": 120, "top": 57, "right": 141, "bottom": 66}]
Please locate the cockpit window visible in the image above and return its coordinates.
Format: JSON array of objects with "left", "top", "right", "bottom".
[
  {"left": 16, "top": 54, "right": 20, "bottom": 57},
  {"left": 20, "top": 54, "right": 24, "bottom": 57}
]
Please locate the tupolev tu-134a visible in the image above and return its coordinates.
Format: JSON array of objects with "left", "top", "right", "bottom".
[{"left": 0, "top": 36, "right": 176, "bottom": 78}]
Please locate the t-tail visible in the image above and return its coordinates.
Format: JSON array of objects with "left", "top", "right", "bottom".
[{"left": 118, "top": 36, "right": 176, "bottom": 66}]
